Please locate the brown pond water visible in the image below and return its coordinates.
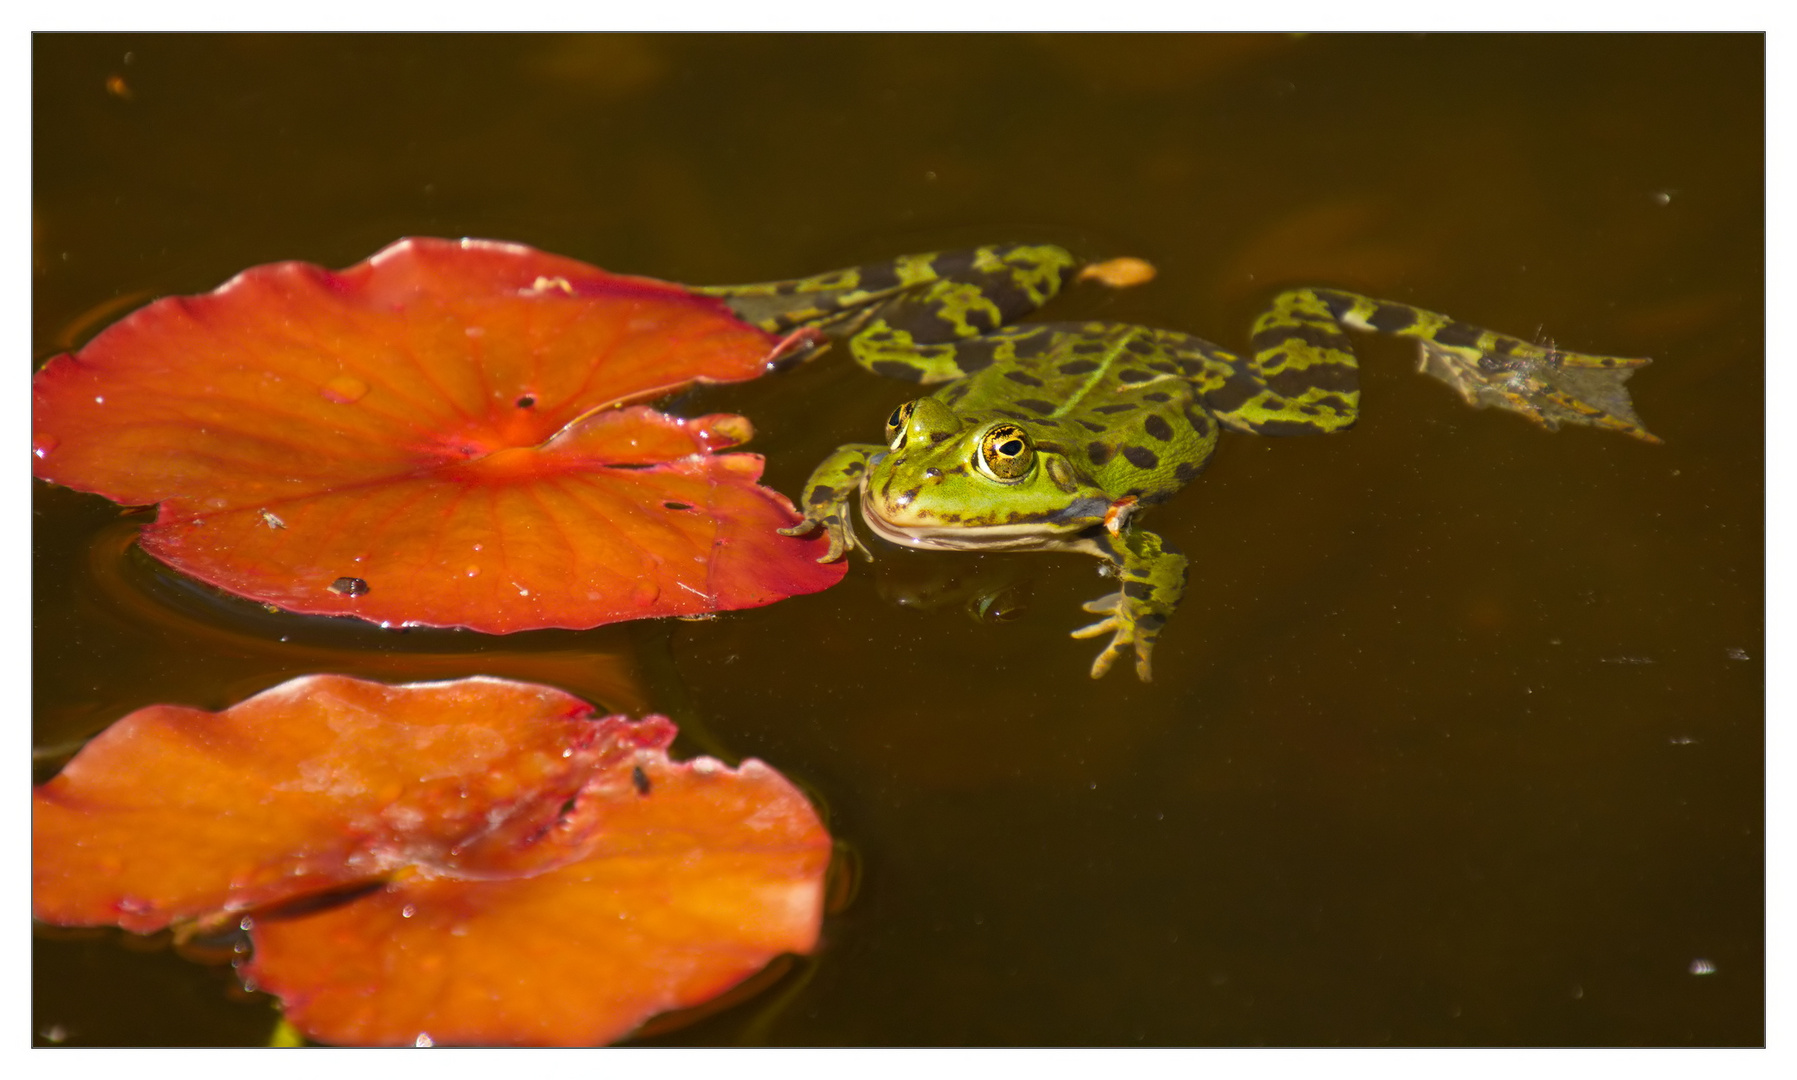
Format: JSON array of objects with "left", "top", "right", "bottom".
[{"left": 32, "top": 33, "right": 1763, "bottom": 1046}]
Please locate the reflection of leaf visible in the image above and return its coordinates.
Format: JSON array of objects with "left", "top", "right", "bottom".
[
  {"left": 32, "top": 675, "right": 832, "bottom": 1047},
  {"left": 30, "top": 238, "right": 846, "bottom": 632}
]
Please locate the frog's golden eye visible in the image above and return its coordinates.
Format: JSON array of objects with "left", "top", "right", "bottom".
[
  {"left": 975, "top": 423, "right": 1035, "bottom": 483},
  {"left": 885, "top": 400, "right": 919, "bottom": 450}
]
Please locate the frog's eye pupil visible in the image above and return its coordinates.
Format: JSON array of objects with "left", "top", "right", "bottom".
[
  {"left": 998, "top": 438, "right": 1024, "bottom": 457},
  {"left": 887, "top": 406, "right": 905, "bottom": 429}
]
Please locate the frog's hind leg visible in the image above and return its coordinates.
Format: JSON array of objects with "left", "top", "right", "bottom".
[
  {"left": 1167, "top": 289, "right": 1657, "bottom": 443},
  {"left": 695, "top": 245, "right": 1078, "bottom": 372}
]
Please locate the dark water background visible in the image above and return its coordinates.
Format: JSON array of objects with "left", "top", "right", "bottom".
[{"left": 32, "top": 33, "right": 1763, "bottom": 1046}]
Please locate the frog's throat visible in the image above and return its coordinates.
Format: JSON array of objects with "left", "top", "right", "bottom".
[{"left": 858, "top": 491, "right": 1108, "bottom": 555}]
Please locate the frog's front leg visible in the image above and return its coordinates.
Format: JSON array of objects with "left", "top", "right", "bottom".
[
  {"left": 779, "top": 443, "right": 884, "bottom": 562},
  {"left": 1071, "top": 528, "right": 1188, "bottom": 681}
]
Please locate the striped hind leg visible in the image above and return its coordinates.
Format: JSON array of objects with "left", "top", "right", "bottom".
[
  {"left": 1167, "top": 289, "right": 1658, "bottom": 442},
  {"left": 695, "top": 244, "right": 1079, "bottom": 376}
]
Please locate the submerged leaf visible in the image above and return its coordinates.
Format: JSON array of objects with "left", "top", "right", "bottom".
[
  {"left": 31, "top": 239, "right": 845, "bottom": 631},
  {"left": 32, "top": 674, "right": 832, "bottom": 1046}
]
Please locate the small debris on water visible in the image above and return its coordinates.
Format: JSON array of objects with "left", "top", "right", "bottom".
[{"left": 327, "top": 576, "right": 370, "bottom": 597}]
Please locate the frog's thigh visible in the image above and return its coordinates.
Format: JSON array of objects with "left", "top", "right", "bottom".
[{"left": 1205, "top": 288, "right": 1365, "bottom": 436}]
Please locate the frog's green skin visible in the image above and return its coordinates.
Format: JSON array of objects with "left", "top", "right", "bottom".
[{"left": 697, "top": 245, "right": 1657, "bottom": 681}]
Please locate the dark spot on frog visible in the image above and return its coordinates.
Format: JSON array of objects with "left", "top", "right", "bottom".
[
  {"left": 1121, "top": 445, "right": 1160, "bottom": 469},
  {"left": 1079, "top": 419, "right": 1107, "bottom": 433},
  {"left": 1174, "top": 460, "right": 1206, "bottom": 483},
  {"left": 1123, "top": 580, "right": 1157, "bottom": 600},
  {"left": 952, "top": 336, "right": 1002, "bottom": 373},
  {"left": 929, "top": 431, "right": 954, "bottom": 445},
  {"left": 809, "top": 485, "right": 838, "bottom": 503},
  {"left": 1007, "top": 329, "right": 1053, "bottom": 357},
  {"left": 870, "top": 360, "right": 926, "bottom": 382},
  {"left": 1004, "top": 370, "right": 1044, "bottom": 387},
  {"left": 632, "top": 766, "right": 651, "bottom": 795},
  {"left": 1268, "top": 362, "right": 1356, "bottom": 396},
  {"left": 1138, "top": 612, "right": 1167, "bottom": 630},
  {"left": 1183, "top": 406, "right": 1213, "bottom": 436},
  {"left": 1254, "top": 418, "right": 1335, "bottom": 438},
  {"left": 1087, "top": 442, "right": 1114, "bottom": 466},
  {"left": 1142, "top": 391, "right": 1171, "bottom": 403},
  {"left": 853, "top": 260, "right": 902, "bottom": 292},
  {"left": 328, "top": 576, "right": 370, "bottom": 597},
  {"left": 663, "top": 501, "right": 693, "bottom": 511},
  {"left": 1253, "top": 322, "right": 1352, "bottom": 354},
  {"left": 1367, "top": 303, "right": 1417, "bottom": 333},
  {"left": 1049, "top": 496, "right": 1109, "bottom": 524},
  {"left": 1091, "top": 403, "right": 1135, "bottom": 414},
  {"left": 943, "top": 383, "right": 971, "bottom": 405},
  {"left": 1204, "top": 370, "right": 1262, "bottom": 414},
  {"left": 515, "top": 394, "right": 536, "bottom": 408},
  {"left": 1433, "top": 321, "right": 1482, "bottom": 348},
  {"left": 1058, "top": 359, "right": 1100, "bottom": 376},
  {"left": 1142, "top": 414, "right": 1174, "bottom": 441},
  {"left": 1013, "top": 398, "right": 1056, "bottom": 415}
]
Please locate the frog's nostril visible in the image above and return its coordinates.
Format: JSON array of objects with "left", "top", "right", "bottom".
[{"left": 924, "top": 467, "right": 943, "bottom": 480}]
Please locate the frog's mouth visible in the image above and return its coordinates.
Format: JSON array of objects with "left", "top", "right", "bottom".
[{"left": 858, "top": 484, "right": 1110, "bottom": 553}]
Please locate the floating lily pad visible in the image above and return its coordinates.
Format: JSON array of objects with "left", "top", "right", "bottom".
[
  {"left": 32, "top": 674, "right": 832, "bottom": 1047},
  {"left": 31, "top": 238, "right": 845, "bottom": 631}
]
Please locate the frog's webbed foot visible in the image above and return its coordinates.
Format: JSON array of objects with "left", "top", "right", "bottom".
[
  {"left": 779, "top": 443, "right": 883, "bottom": 563},
  {"left": 1071, "top": 594, "right": 1154, "bottom": 681},
  {"left": 1416, "top": 339, "right": 1661, "bottom": 444},
  {"left": 1069, "top": 529, "right": 1188, "bottom": 681},
  {"left": 778, "top": 502, "right": 870, "bottom": 563}
]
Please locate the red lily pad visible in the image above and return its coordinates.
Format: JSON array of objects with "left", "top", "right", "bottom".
[
  {"left": 30, "top": 238, "right": 845, "bottom": 631},
  {"left": 32, "top": 675, "right": 833, "bottom": 1047}
]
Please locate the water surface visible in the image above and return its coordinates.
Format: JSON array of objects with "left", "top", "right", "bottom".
[{"left": 32, "top": 33, "right": 1763, "bottom": 1046}]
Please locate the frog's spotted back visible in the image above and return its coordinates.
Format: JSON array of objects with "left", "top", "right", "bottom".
[{"left": 709, "top": 244, "right": 1657, "bottom": 680}]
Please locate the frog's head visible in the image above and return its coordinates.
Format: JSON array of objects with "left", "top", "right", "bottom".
[{"left": 858, "top": 397, "right": 1113, "bottom": 551}]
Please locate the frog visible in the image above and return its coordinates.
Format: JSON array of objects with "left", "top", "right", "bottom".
[{"left": 696, "top": 244, "right": 1657, "bottom": 682}]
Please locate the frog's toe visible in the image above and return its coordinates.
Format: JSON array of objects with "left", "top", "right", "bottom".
[
  {"left": 1132, "top": 639, "right": 1156, "bottom": 682},
  {"left": 1078, "top": 594, "right": 1122, "bottom": 618},
  {"left": 1070, "top": 613, "right": 1119, "bottom": 640},
  {"left": 1087, "top": 638, "right": 1126, "bottom": 680}
]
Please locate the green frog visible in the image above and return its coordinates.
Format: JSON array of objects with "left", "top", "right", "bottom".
[{"left": 697, "top": 245, "right": 1657, "bottom": 681}]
